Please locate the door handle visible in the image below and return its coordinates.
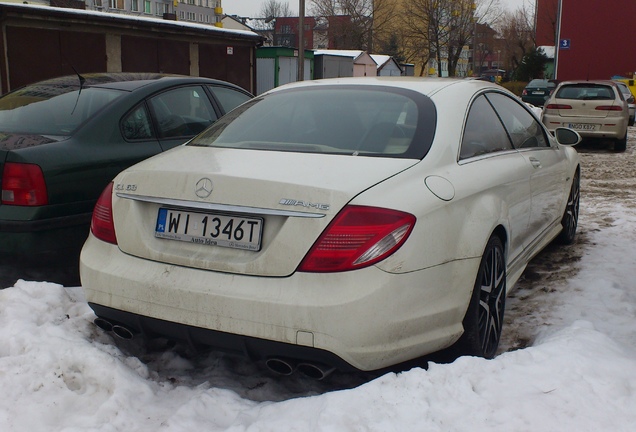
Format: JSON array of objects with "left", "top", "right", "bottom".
[{"left": 529, "top": 157, "right": 542, "bottom": 168}]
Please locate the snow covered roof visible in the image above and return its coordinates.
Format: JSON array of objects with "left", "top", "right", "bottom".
[
  {"left": 243, "top": 18, "right": 275, "bottom": 32},
  {"left": 539, "top": 45, "right": 556, "bottom": 59},
  {"left": 315, "top": 50, "right": 371, "bottom": 61},
  {"left": 370, "top": 54, "right": 390, "bottom": 68},
  {"left": 0, "top": 3, "right": 261, "bottom": 39}
]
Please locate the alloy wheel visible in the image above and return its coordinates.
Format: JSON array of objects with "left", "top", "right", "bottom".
[{"left": 478, "top": 242, "right": 506, "bottom": 358}]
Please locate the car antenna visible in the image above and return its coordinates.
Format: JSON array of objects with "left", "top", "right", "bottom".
[{"left": 70, "top": 65, "right": 86, "bottom": 115}]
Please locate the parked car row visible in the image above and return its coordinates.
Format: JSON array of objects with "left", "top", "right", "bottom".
[
  {"left": 0, "top": 73, "right": 253, "bottom": 281},
  {"left": 6, "top": 72, "right": 619, "bottom": 376}
]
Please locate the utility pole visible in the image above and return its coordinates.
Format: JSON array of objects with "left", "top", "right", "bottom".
[
  {"left": 298, "top": 0, "right": 305, "bottom": 81},
  {"left": 554, "top": 0, "right": 562, "bottom": 79}
]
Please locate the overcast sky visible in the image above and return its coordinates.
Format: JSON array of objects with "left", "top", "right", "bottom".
[{"left": 223, "top": 0, "right": 535, "bottom": 18}]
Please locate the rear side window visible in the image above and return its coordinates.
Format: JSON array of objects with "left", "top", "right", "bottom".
[
  {"left": 189, "top": 85, "right": 437, "bottom": 159},
  {"left": 460, "top": 95, "right": 513, "bottom": 159},
  {"left": 486, "top": 93, "right": 549, "bottom": 149},
  {"left": 556, "top": 84, "right": 615, "bottom": 100},
  {"left": 122, "top": 104, "right": 153, "bottom": 140},
  {"left": 148, "top": 86, "right": 217, "bottom": 138},
  {"left": 208, "top": 86, "right": 252, "bottom": 113}
]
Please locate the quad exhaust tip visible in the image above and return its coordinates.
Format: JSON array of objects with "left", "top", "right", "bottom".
[
  {"left": 93, "top": 318, "right": 135, "bottom": 340},
  {"left": 95, "top": 319, "right": 334, "bottom": 379},
  {"left": 265, "top": 358, "right": 335, "bottom": 380}
]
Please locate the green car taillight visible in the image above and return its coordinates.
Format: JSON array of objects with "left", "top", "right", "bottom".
[{"left": 1, "top": 162, "right": 49, "bottom": 206}]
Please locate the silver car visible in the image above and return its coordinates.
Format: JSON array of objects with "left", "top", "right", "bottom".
[{"left": 542, "top": 80, "right": 629, "bottom": 152}]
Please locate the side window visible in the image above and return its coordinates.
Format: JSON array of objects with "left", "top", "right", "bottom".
[
  {"left": 122, "top": 104, "right": 153, "bottom": 140},
  {"left": 209, "top": 86, "right": 252, "bottom": 113},
  {"left": 460, "top": 95, "right": 513, "bottom": 160},
  {"left": 486, "top": 93, "right": 549, "bottom": 149},
  {"left": 148, "top": 86, "right": 217, "bottom": 139}
]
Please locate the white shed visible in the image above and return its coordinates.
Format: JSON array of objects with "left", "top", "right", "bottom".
[
  {"left": 314, "top": 50, "right": 377, "bottom": 78},
  {"left": 370, "top": 54, "right": 403, "bottom": 76}
]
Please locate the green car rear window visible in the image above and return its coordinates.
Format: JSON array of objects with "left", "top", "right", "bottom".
[
  {"left": 189, "top": 85, "right": 437, "bottom": 159},
  {"left": 0, "top": 86, "right": 125, "bottom": 135}
]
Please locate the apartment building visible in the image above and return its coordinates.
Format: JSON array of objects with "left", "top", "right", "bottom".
[{"left": 84, "top": 0, "right": 224, "bottom": 27}]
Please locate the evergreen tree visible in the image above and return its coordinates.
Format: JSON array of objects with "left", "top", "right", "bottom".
[{"left": 513, "top": 47, "right": 548, "bottom": 81}]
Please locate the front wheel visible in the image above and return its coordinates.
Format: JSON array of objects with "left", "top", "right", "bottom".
[{"left": 454, "top": 235, "right": 506, "bottom": 359}]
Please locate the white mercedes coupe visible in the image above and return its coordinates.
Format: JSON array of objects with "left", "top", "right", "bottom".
[{"left": 80, "top": 77, "right": 581, "bottom": 379}]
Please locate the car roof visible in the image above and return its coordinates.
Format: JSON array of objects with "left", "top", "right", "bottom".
[
  {"left": 557, "top": 80, "right": 618, "bottom": 87},
  {"left": 15, "top": 73, "right": 245, "bottom": 93},
  {"left": 265, "top": 76, "right": 504, "bottom": 97}
]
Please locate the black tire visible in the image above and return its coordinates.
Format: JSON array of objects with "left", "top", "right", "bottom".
[
  {"left": 454, "top": 236, "right": 506, "bottom": 359},
  {"left": 557, "top": 170, "right": 580, "bottom": 245},
  {"left": 615, "top": 136, "right": 627, "bottom": 152}
]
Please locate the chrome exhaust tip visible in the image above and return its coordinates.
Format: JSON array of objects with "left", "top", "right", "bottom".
[
  {"left": 93, "top": 317, "right": 114, "bottom": 332},
  {"left": 297, "top": 362, "right": 336, "bottom": 380},
  {"left": 265, "top": 358, "right": 297, "bottom": 376},
  {"left": 111, "top": 324, "right": 135, "bottom": 340}
]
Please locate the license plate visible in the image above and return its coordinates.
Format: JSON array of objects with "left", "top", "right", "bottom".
[
  {"left": 155, "top": 208, "right": 263, "bottom": 251},
  {"left": 532, "top": 91, "right": 545, "bottom": 95},
  {"left": 567, "top": 123, "right": 598, "bottom": 131}
]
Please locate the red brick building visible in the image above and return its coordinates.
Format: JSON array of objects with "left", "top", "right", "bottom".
[
  {"left": 274, "top": 17, "right": 317, "bottom": 49},
  {"left": 536, "top": 0, "right": 636, "bottom": 80}
]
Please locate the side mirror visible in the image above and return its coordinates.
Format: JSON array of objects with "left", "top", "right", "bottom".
[{"left": 554, "top": 127, "right": 582, "bottom": 146}]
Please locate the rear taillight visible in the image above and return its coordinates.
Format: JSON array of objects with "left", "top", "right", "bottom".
[
  {"left": 522, "top": 89, "right": 528, "bottom": 96},
  {"left": 545, "top": 104, "right": 572, "bottom": 110},
  {"left": 298, "top": 205, "right": 415, "bottom": 273},
  {"left": 1, "top": 162, "right": 48, "bottom": 206},
  {"left": 91, "top": 182, "right": 118, "bottom": 244},
  {"left": 595, "top": 105, "right": 623, "bottom": 111}
]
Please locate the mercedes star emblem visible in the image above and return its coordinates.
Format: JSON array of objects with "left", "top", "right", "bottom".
[{"left": 195, "top": 178, "right": 214, "bottom": 199}]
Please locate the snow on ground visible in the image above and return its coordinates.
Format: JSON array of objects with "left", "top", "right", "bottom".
[{"left": 1, "top": 136, "right": 635, "bottom": 431}]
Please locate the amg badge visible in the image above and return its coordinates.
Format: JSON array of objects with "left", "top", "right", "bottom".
[{"left": 279, "top": 198, "right": 330, "bottom": 211}]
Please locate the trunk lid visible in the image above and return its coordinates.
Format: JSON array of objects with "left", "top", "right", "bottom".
[
  {"left": 0, "top": 133, "right": 64, "bottom": 151},
  {"left": 112, "top": 146, "right": 418, "bottom": 276}
]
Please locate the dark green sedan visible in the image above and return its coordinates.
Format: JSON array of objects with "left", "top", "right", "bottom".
[
  {"left": 521, "top": 79, "right": 557, "bottom": 107},
  {"left": 0, "top": 73, "right": 252, "bottom": 284}
]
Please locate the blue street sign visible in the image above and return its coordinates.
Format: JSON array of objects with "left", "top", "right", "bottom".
[{"left": 560, "top": 39, "right": 571, "bottom": 49}]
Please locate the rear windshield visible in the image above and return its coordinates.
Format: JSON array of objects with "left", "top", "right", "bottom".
[
  {"left": 189, "top": 85, "right": 437, "bottom": 159},
  {"left": 555, "top": 84, "right": 615, "bottom": 100},
  {"left": 0, "top": 85, "right": 125, "bottom": 135},
  {"left": 528, "top": 79, "right": 552, "bottom": 87}
]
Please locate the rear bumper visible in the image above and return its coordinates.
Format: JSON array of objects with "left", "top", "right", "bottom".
[
  {"left": 542, "top": 114, "right": 628, "bottom": 139},
  {"left": 88, "top": 302, "right": 358, "bottom": 372},
  {"left": 0, "top": 213, "right": 91, "bottom": 259},
  {"left": 80, "top": 234, "right": 479, "bottom": 371}
]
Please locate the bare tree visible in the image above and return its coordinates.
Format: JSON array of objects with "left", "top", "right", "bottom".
[
  {"left": 495, "top": 6, "right": 535, "bottom": 78},
  {"left": 402, "top": 0, "right": 502, "bottom": 77},
  {"left": 260, "top": 0, "right": 293, "bottom": 18},
  {"left": 310, "top": 0, "right": 397, "bottom": 51}
]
